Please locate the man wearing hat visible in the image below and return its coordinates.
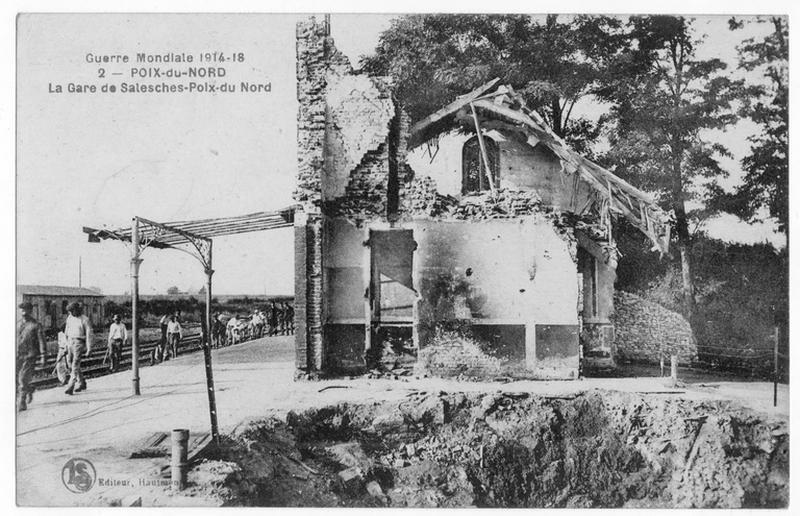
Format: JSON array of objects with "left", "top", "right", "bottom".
[
  {"left": 64, "top": 301, "right": 93, "bottom": 395},
  {"left": 106, "top": 314, "right": 128, "bottom": 373},
  {"left": 17, "top": 302, "right": 46, "bottom": 411}
]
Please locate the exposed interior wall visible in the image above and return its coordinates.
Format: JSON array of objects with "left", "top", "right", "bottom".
[
  {"left": 406, "top": 130, "right": 592, "bottom": 212},
  {"left": 319, "top": 215, "right": 581, "bottom": 378},
  {"left": 412, "top": 217, "right": 578, "bottom": 378},
  {"left": 322, "top": 74, "right": 397, "bottom": 219},
  {"left": 413, "top": 218, "right": 579, "bottom": 379},
  {"left": 322, "top": 217, "right": 366, "bottom": 373},
  {"left": 498, "top": 136, "right": 592, "bottom": 211}
]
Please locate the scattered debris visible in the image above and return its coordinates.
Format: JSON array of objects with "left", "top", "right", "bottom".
[
  {"left": 318, "top": 385, "right": 352, "bottom": 393},
  {"left": 188, "top": 391, "right": 787, "bottom": 508}
]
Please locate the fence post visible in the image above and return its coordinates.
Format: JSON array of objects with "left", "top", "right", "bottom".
[{"left": 773, "top": 326, "right": 779, "bottom": 407}]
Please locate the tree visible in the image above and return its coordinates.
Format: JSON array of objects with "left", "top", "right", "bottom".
[
  {"left": 361, "top": 14, "right": 628, "bottom": 153},
  {"left": 166, "top": 286, "right": 180, "bottom": 295},
  {"left": 601, "top": 16, "right": 742, "bottom": 319},
  {"left": 722, "top": 16, "right": 788, "bottom": 233}
]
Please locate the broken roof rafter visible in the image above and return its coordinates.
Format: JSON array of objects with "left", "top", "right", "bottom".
[{"left": 407, "top": 80, "right": 672, "bottom": 253}]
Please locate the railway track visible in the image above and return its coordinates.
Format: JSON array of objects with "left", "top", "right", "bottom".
[{"left": 30, "top": 331, "right": 203, "bottom": 390}]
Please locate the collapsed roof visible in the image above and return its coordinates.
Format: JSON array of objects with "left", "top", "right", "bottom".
[{"left": 407, "top": 78, "right": 671, "bottom": 254}]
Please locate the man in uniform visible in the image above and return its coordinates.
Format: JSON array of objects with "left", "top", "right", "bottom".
[
  {"left": 64, "top": 301, "right": 93, "bottom": 395},
  {"left": 211, "top": 312, "right": 225, "bottom": 348},
  {"left": 267, "top": 301, "right": 278, "bottom": 336},
  {"left": 17, "top": 302, "right": 46, "bottom": 411},
  {"left": 284, "top": 301, "right": 295, "bottom": 335}
]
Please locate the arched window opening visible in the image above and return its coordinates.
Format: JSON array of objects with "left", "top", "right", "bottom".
[{"left": 462, "top": 134, "right": 500, "bottom": 194}]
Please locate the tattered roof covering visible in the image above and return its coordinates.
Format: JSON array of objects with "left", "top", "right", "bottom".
[
  {"left": 18, "top": 285, "right": 104, "bottom": 297},
  {"left": 408, "top": 79, "right": 671, "bottom": 253}
]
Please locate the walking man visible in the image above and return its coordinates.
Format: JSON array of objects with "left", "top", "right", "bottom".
[
  {"left": 17, "top": 302, "right": 46, "bottom": 411},
  {"left": 226, "top": 313, "right": 240, "bottom": 345},
  {"left": 167, "top": 314, "right": 183, "bottom": 359},
  {"left": 64, "top": 302, "right": 93, "bottom": 395},
  {"left": 158, "top": 311, "right": 170, "bottom": 361},
  {"left": 107, "top": 314, "right": 128, "bottom": 372}
]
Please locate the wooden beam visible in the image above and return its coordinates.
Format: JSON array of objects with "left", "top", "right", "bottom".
[
  {"left": 408, "top": 78, "right": 501, "bottom": 148},
  {"left": 469, "top": 102, "right": 498, "bottom": 197}
]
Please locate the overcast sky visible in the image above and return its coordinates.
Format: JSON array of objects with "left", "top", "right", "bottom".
[{"left": 16, "top": 13, "right": 782, "bottom": 295}]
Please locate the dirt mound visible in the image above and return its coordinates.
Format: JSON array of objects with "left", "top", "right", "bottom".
[{"left": 207, "top": 391, "right": 788, "bottom": 508}]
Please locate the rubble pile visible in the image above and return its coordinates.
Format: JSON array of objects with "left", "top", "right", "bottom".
[
  {"left": 449, "top": 189, "right": 548, "bottom": 220},
  {"left": 612, "top": 291, "right": 698, "bottom": 365},
  {"left": 206, "top": 390, "right": 787, "bottom": 508},
  {"left": 365, "top": 337, "right": 417, "bottom": 380},
  {"left": 402, "top": 184, "right": 557, "bottom": 222},
  {"left": 414, "top": 329, "right": 507, "bottom": 379}
]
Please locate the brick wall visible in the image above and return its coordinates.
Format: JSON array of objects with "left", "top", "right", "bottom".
[
  {"left": 307, "top": 216, "right": 324, "bottom": 370},
  {"left": 612, "top": 290, "right": 698, "bottom": 364},
  {"left": 294, "top": 20, "right": 328, "bottom": 209},
  {"left": 293, "top": 223, "right": 308, "bottom": 371},
  {"left": 295, "top": 17, "right": 409, "bottom": 375},
  {"left": 295, "top": 18, "right": 331, "bottom": 373}
]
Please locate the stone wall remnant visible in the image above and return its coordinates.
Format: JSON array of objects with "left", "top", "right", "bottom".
[{"left": 612, "top": 290, "right": 698, "bottom": 364}]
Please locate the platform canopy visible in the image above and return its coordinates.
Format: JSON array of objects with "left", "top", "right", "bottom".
[
  {"left": 81, "top": 204, "right": 297, "bottom": 440},
  {"left": 83, "top": 206, "right": 296, "bottom": 250}
]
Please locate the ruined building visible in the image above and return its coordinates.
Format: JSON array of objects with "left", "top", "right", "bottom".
[{"left": 293, "top": 18, "right": 673, "bottom": 379}]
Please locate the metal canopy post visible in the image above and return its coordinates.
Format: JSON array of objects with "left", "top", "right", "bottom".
[
  {"left": 135, "top": 217, "right": 220, "bottom": 443},
  {"left": 202, "top": 243, "right": 219, "bottom": 443},
  {"left": 130, "top": 217, "right": 142, "bottom": 395},
  {"left": 83, "top": 207, "right": 295, "bottom": 440}
]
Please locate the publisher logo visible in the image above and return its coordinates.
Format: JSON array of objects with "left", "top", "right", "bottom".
[{"left": 62, "top": 458, "right": 96, "bottom": 493}]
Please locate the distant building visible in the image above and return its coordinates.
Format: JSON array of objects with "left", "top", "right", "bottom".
[{"left": 16, "top": 285, "right": 105, "bottom": 331}]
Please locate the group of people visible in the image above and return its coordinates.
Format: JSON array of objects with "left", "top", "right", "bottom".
[
  {"left": 152, "top": 310, "right": 184, "bottom": 364},
  {"left": 16, "top": 300, "right": 295, "bottom": 411},
  {"left": 210, "top": 301, "right": 294, "bottom": 348},
  {"left": 16, "top": 300, "right": 96, "bottom": 411}
]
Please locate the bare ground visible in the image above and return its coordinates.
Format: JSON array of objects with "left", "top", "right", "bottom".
[{"left": 15, "top": 336, "right": 789, "bottom": 507}]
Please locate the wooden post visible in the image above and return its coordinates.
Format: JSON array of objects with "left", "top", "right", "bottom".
[
  {"left": 670, "top": 354, "right": 678, "bottom": 388},
  {"left": 130, "top": 217, "right": 142, "bottom": 396},
  {"left": 773, "top": 326, "right": 779, "bottom": 407},
  {"left": 469, "top": 103, "right": 497, "bottom": 197}
]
